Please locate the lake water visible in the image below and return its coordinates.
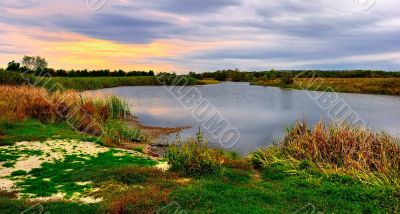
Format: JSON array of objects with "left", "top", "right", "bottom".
[{"left": 86, "top": 82, "right": 400, "bottom": 154}]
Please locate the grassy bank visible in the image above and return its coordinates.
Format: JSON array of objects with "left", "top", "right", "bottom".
[
  {"left": 253, "top": 77, "right": 400, "bottom": 95},
  {"left": 0, "top": 70, "right": 198, "bottom": 91},
  {"left": 48, "top": 76, "right": 162, "bottom": 91},
  {"left": 1, "top": 118, "right": 400, "bottom": 213},
  {"left": 0, "top": 85, "right": 143, "bottom": 146}
]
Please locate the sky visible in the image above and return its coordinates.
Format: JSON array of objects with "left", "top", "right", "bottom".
[{"left": 0, "top": 0, "right": 399, "bottom": 73}]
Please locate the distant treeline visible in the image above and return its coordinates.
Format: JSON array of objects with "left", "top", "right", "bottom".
[
  {"left": 190, "top": 69, "right": 400, "bottom": 82},
  {"left": 0, "top": 69, "right": 197, "bottom": 91},
  {"left": 46, "top": 69, "right": 155, "bottom": 77},
  {"left": 6, "top": 67, "right": 155, "bottom": 77},
  {"left": 5, "top": 57, "right": 156, "bottom": 77}
]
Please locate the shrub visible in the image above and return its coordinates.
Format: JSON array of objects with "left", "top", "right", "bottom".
[
  {"left": 0, "top": 70, "right": 31, "bottom": 85},
  {"left": 166, "top": 130, "right": 224, "bottom": 176}
]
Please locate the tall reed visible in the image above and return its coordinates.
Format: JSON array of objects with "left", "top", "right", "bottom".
[
  {"left": 251, "top": 120, "right": 400, "bottom": 188},
  {"left": 0, "top": 85, "right": 136, "bottom": 144}
]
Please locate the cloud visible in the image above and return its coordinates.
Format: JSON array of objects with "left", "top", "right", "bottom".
[
  {"left": 155, "top": 0, "right": 242, "bottom": 14},
  {"left": 52, "top": 13, "right": 179, "bottom": 43},
  {"left": 0, "top": 0, "right": 399, "bottom": 72}
]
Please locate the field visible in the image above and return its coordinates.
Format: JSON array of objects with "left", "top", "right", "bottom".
[
  {"left": 0, "top": 70, "right": 198, "bottom": 91},
  {"left": 253, "top": 77, "right": 400, "bottom": 95},
  {"left": 48, "top": 76, "right": 163, "bottom": 91}
]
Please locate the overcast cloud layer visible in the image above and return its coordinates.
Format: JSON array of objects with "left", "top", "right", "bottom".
[{"left": 0, "top": 0, "right": 399, "bottom": 72}]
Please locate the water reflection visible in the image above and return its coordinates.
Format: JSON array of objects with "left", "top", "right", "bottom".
[{"left": 86, "top": 82, "right": 400, "bottom": 154}]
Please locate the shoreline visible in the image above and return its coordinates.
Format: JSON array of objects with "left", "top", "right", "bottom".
[
  {"left": 123, "top": 115, "right": 191, "bottom": 157},
  {"left": 251, "top": 77, "right": 400, "bottom": 96}
]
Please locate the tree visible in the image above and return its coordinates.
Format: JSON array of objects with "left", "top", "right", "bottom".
[
  {"left": 22, "top": 56, "right": 48, "bottom": 72},
  {"left": 55, "top": 69, "right": 67, "bottom": 77},
  {"left": 269, "top": 69, "right": 277, "bottom": 80},
  {"left": 6, "top": 60, "right": 21, "bottom": 71},
  {"left": 280, "top": 72, "right": 294, "bottom": 85}
]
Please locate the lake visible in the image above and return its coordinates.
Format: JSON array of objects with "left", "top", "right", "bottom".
[{"left": 86, "top": 82, "right": 400, "bottom": 155}]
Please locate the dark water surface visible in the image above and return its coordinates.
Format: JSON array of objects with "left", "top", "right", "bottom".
[{"left": 86, "top": 82, "right": 400, "bottom": 154}]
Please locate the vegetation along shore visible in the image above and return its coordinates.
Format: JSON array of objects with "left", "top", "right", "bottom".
[{"left": 193, "top": 69, "right": 400, "bottom": 96}]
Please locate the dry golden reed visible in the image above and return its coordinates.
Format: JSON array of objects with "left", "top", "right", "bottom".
[
  {"left": 251, "top": 120, "right": 400, "bottom": 188},
  {"left": 283, "top": 120, "right": 400, "bottom": 176},
  {"left": 0, "top": 85, "right": 128, "bottom": 135}
]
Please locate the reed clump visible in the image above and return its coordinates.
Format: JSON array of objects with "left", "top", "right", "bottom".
[
  {"left": 0, "top": 85, "right": 139, "bottom": 143},
  {"left": 251, "top": 120, "right": 400, "bottom": 188}
]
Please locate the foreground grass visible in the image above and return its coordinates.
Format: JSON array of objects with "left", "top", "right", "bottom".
[
  {"left": 18, "top": 150, "right": 156, "bottom": 198},
  {"left": 2, "top": 168, "right": 398, "bottom": 213},
  {"left": 171, "top": 169, "right": 398, "bottom": 213},
  {"left": 1, "top": 120, "right": 400, "bottom": 213},
  {"left": 0, "top": 197, "right": 100, "bottom": 214},
  {"left": 253, "top": 77, "right": 400, "bottom": 95},
  {"left": 0, "top": 120, "right": 97, "bottom": 146}
]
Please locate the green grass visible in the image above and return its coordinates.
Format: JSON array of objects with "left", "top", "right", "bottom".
[
  {"left": 0, "top": 147, "right": 44, "bottom": 168},
  {"left": 40, "top": 76, "right": 198, "bottom": 91},
  {"left": 10, "top": 170, "right": 28, "bottom": 176},
  {"left": 2, "top": 162, "right": 16, "bottom": 168},
  {"left": 2, "top": 162, "right": 399, "bottom": 213},
  {"left": 17, "top": 150, "right": 156, "bottom": 198},
  {"left": 0, "top": 149, "right": 21, "bottom": 168},
  {"left": 0, "top": 120, "right": 98, "bottom": 145},
  {"left": 0, "top": 152, "right": 19, "bottom": 163},
  {"left": 1, "top": 117, "right": 399, "bottom": 213},
  {"left": 0, "top": 196, "right": 101, "bottom": 214},
  {"left": 36, "top": 76, "right": 161, "bottom": 91},
  {"left": 170, "top": 168, "right": 400, "bottom": 213},
  {"left": 0, "top": 71, "right": 199, "bottom": 91}
]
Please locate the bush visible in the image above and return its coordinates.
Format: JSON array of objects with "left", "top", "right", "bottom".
[
  {"left": 166, "top": 130, "right": 224, "bottom": 176},
  {"left": 0, "top": 70, "right": 31, "bottom": 85}
]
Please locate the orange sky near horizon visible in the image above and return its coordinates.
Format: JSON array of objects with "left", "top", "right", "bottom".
[{"left": 0, "top": 24, "right": 189, "bottom": 72}]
